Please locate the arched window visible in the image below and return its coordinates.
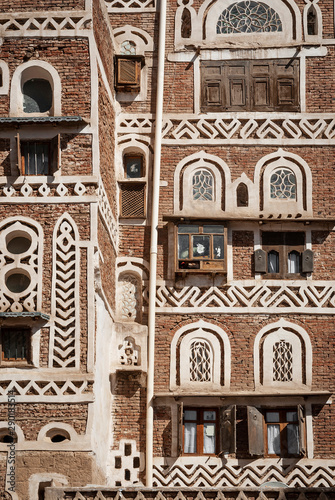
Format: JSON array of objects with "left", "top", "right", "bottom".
[
  {"left": 170, "top": 320, "right": 231, "bottom": 390},
  {"left": 268, "top": 250, "right": 279, "bottom": 273},
  {"left": 189, "top": 339, "right": 212, "bottom": 382},
  {"left": 216, "top": 1, "right": 283, "bottom": 34},
  {"left": 181, "top": 6, "right": 192, "bottom": 38},
  {"left": 288, "top": 250, "right": 300, "bottom": 274},
  {"left": 236, "top": 182, "right": 248, "bottom": 207},
  {"left": 270, "top": 168, "right": 296, "bottom": 200},
  {"left": 254, "top": 319, "right": 312, "bottom": 389},
  {"left": 22, "top": 78, "right": 52, "bottom": 114},
  {"left": 192, "top": 169, "right": 214, "bottom": 201},
  {"left": 307, "top": 5, "right": 317, "bottom": 35}
]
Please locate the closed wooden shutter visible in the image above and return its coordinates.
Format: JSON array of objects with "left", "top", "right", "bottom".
[
  {"left": 219, "top": 405, "right": 236, "bottom": 454},
  {"left": 274, "top": 60, "right": 299, "bottom": 111},
  {"left": 16, "top": 133, "right": 22, "bottom": 175},
  {"left": 227, "top": 63, "right": 248, "bottom": 110},
  {"left": 120, "top": 182, "right": 146, "bottom": 218},
  {"left": 201, "top": 63, "right": 225, "bottom": 111},
  {"left": 251, "top": 62, "right": 272, "bottom": 110},
  {"left": 247, "top": 406, "right": 264, "bottom": 456},
  {"left": 115, "top": 56, "right": 143, "bottom": 92}
]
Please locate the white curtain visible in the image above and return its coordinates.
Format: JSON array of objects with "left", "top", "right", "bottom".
[
  {"left": 184, "top": 423, "right": 196, "bottom": 453},
  {"left": 288, "top": 252, "right": 300, "bottom": 273},
  {"left": 267, "top": 424, "right": 281, "bottom": 454},
  {"left": 203, "top": 423, "right": 215, "bottom": 454}
]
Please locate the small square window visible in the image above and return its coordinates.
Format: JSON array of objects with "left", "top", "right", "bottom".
[
  {"left": 17, "top": 134, "right": 60, "bottom": 176},
  {"left": 0, "top": 327, "right": 31, "bottom": 365},
  {"left": 124, "top": 155, "right": 144, "bottom": 178},
  {"left": 114, "top": 55, "right": 144, "bottom": 93}
]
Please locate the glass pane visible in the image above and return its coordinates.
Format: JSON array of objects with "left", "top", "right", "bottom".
[
  {"left": 266, "top": 412, "right": 280, "bottom": 423},
  {"left": 184, "top": 410, "right": 197, "bottom": 420},
  {"left": 267, "top": 424, "right": 281, "bottom": 454},
  {"left": 217, "top": 1, "right": 283, "bottom": 34},
  {"left": 268, "top": 251, "right": 279, "bottom": 273},
  {"left": 125, "top": 156, "right": 142, "bottom": 178},
  {"left": 288, "top": 251, "right": 300, "bottom": 273},
  {"left": 3, "top": 329, "right": 27, "bottom": 360},
  {"left": 23, "top": 78, "right": 52, "bottom": 113},
  {"left": 270, "top": 168, "right": 296, "bottom": 199},
  {"left": 178, "top": 225, "right": 199, "bottom": 234},
  {"left": 184, "top": 422, "right": 197, "bottom": 453},
  {"left": 213, "top": 235, "right": 224, "bottom": 259},
  {"left": 24, "top": 142, "right": 49, "bottom": 175},
  {"left": 286, "top": 411, "right": 298, "bottom": 422},
  {"left": 178, "top": 234, "right": 189, "bottom": 259},
  {"left": 203, "top": 225, "right": 224, "bottom": 234},
  {"left": 192, "top": 236, "right": 210, "bottom": 258},
  {"left": 204, "top": 410, "right": 216, "bottom": 421},
  {"left": 203, "top": 423, "right": 216, "bottom": 453},
  {"left": 287, "top": 424, "right": 299, "bottom": 454},
  {"left": 192, "top": 170, "right": 213, "bottom": 201}
]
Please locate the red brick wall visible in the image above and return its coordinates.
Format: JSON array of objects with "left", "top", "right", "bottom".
[{"left": 0, "top": 0, "right": 85, "bottom": 10}]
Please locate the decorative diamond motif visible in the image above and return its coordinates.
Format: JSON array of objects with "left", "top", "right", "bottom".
[
  {"left": 217, "top": 1, "right": 283, "bottom": 34},
  {"left": 56, "top": 183, "right": 68, "bottom": 197},
  {"left": 273, "top": 340, "right": 293, "bottom": 382},
  {"left": 74, "top": 182, "right": 86, "bottom": 196},
  {"left": 38, "top": 183, "right": 50, "bottom": 197},
  {"left": 189, "top": 340, "right": 211, "bottom": 382},
  {"left": 20, "top": 182, "right": 33, "bottom": 196}
]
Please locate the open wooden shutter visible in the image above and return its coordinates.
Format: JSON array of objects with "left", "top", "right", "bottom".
[
  {"left": 50, "top": 134, "right": 60, "bottom": 174},
  {"left": 16, "top": 133, "right": 22, "bottom": 175},
  {"left": 177, "top": 402, "right": 183, "bottom": 456},
  {"left": 219, "top": 405, "right": 236, "bottom": 454},
  {"left": 254, "top": 249, "right": 267, "bottom": 273},
  {"left": 302, "top": 249, "right": 314, "bottom": 273},
  {"left": 298, "top": 404, "right": 306, "bottom": 456},
  {"left": 247, "top": 406, "right": 264, "bottom": 456}
]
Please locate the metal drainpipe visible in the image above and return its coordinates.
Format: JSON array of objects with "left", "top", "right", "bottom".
[{"left": 146, "top": 0, "right": 167, "bottom": 487}]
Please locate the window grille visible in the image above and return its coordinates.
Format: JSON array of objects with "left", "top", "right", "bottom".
[
  {"left": 270, "top": 168, "right": 296, "bottom": 199},
  {"left": 189, "top": 340, "right": 212, "bottom": 382},
  {"left": 192, "top": 170, "right": 213, "bottom": 201},
  {"left": 120, "top": 274, "right": 140, "bottom": 322},
  {"left": 216, "top": 1, "right": 283, "bottom": 34},
  {"left": 120, "top": 40, "right": 136, "bottom": 55},
  {"left": 120, "top": 182, "right": 145, "bottom": 218},
  {"left": 273, "top": 340, "right": 293, "bottom": 382}
]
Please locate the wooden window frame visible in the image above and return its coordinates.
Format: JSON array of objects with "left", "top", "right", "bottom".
[
  {"left": 114, "top": 55, "right": 144, "bottom": 93},
  {"left": 201, "top": 59, "right": 299, "bottom": 112},
  {"left": 263, "top": 408, "right": 302, "bottom": 458},
  {"left": 175, "top": 223, "right": 227, "bottom": 274},
  {"left": 0, "top": 327, "right": 31, "bottom": 366},
  {"left": 16, "top": 133, "right": 60, "bottom": 176},
  {"left": 262, "top": 231, "right": 305, "bottom": 279},
  {"left": 123, "top": 154, "right": 145, "bottom": 179},
  {"left": 182, "top": 407, "right": 219, "bottom": 456}
]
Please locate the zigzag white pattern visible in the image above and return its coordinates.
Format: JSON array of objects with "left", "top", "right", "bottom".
[
  {"left": 98, "top": 180, "right": 118, "bottom": 251},
  {"left": 117, "top": 114, "right": 335, "bottom": 144},
  {"left": 105, "top": 0, "right": 155, "bottom": 11},
  {"left": 0, "top": 11, "right": 91, "bottom": 37},
  {"left": 49, "top": 214, "right": 80, "bottom": 369},
  {"left": 0, "top": 378, "right": 93, "bottom": 400},
  {"left": 152, "top": 460, "right": 335, "bottom": 487},
  {"left": 153, "top": 281, "right": 335, "bottom": 313}
]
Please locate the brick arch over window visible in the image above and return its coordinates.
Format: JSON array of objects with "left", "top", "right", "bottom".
[
  {"left": 10, "top": 60, "right": 61, "bottom": 117},
  {"left": 254, "top": 149, "right": 313, "bottom": 216},
  {"left": 174, "top": 151, "right": 232, "bottom": 216},
  {"left": 170, "top": 320, "right": 231, "bottom": 391},
  {"left": 203, "top": 0, "right": 301, "bottom": 42},
  {"left": 254, "top": 319, "right": 312, "bottom": 390}
]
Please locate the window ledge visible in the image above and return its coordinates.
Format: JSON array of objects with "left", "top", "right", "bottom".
[
  {"left": 154, "top": 390, "right": 332, "bottom": 399},
  {"left": 0, "top": 116, "right": 89, "bottom": 126},
  {"left": 0, "top": 311, "right": 49, "bottom": 321}
]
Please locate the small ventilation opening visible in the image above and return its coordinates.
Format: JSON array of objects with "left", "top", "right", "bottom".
[
  {"left": 124, "top": 443, "right": 132, "bottom": 456},
  {"left": 50, "top": 434, "right": 67, "bottom": 443}
]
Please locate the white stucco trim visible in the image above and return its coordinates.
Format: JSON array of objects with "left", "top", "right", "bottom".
[
  {"left": 0, "top": 61, "right": 9, "bottom": 95},
  {"left": 37, "top": 422, "right": 79, "bottom": 443}
]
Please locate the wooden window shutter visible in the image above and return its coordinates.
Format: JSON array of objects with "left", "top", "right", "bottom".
[
  {"left": 50, "top": 134, "right": 60, "bottom": 174},
  {"left": 177, "top": 402, "right": 183, "bottom": 456},
  {"left": 298, "top": 404, "right": 306, "bottom": 456},
  {"left": 219, "top": 405, "right": 236, "bottom": 454},
  {"left": 254, "top": 249, "right": 267, "bottom": 273},
  {"left": 120, "top": 182, "right": 146, "bottom": 218},
  {"left": 16, "top": 133, "right": 22, "bottom": 175},
  {"left": 115, "top": 56, "right": 142, "bottom": 92},
  {"left": 302, "top": 249, "right": 314, "bottom": 273},
  {"left": 251, "top": 62, "right": 272, "bottom": 110},
  {"left": 201, "top": 63, "right": 224, "bottom": 111},
  {"left": 274, "top": 60, "right": 299, "bottom": 111},
  {"left": 247, "top": 406, "right": 264, "bottom": 456},
  {"left": 227, "top": 62, "right": 248, "bottom": 110}
]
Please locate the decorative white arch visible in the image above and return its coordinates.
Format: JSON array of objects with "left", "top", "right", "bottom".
[
  {"left": 203, "top": 0, "right": 301, "bottom": 43},
  {"left": 37, "top": 422, "right": 79, "bottom": 443},
  {"left": 174, "top": 151, "right": 232, "bottom": 215},
  {"left": 303, "top": 0, "right": 322, "bottom": 41},
  {"left": 170, "top": 320, "right": 231, "bottom": 391},
  {"left": 10, "top": 60, "right": 62, "bottom": 116},
  {"left": 116, "top": 138, "right": 150, "bottom": 181},
  {"left": 113, "top": 25, "right": 154, "bottom": 53},
  {"left": 0, "top": 421, "right": 24, "bottom": 449},
  {"left": 254, "top": 318, "right": 312, "bottom": 389},
  {"left": 254, "top": 149, "right": 313, "bottom": 216}
]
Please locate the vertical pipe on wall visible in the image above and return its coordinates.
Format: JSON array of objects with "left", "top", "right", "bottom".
[{"left": 146, "top": 0, "right": 167, "bottom": 487}]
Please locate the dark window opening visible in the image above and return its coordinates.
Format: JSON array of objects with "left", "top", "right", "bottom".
[
  {"left": 262, "top": 232, "right": 304, "bottom": 279},
  {"left": 307, "top": 6, "right": 317, "bottom": 36},
  {"left": 1, "top": 327, "right": 30, "bottom": 363},
  {"left": 23, "top": 78, "right": 52, "bottom": 114},
  {"left": 124, "top": 155, "right": 144, "bottom": 178},
  {"left": 38, "top": 481, "right": 53, "bottom": 500},
  {"left": 16, "top": 134, "right": 60, "bottom": 176},
  {"left": 181, "top": 7, "right": 192, "bottom": 38},
  {"left": 50, "top": 434, "right": 67, "bottom": 443},
  {"left": 124, "top": 443, "right": 132, "bottom": 456},
  {"left": 201, "top": 59, "right": 299, "bottom": 112},
  {"left": 124, "top": 469, "right": 131, "bottom": 481},
  {"left": 236, "top": 182, "right": 249, "bottom": 207},
  {"left": 0, "top": 434, "right": 14, "bottom": 443}
]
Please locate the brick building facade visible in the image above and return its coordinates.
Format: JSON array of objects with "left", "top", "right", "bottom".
[{"left": 0, "top": 0, "right": 334, "bottom": 499}]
